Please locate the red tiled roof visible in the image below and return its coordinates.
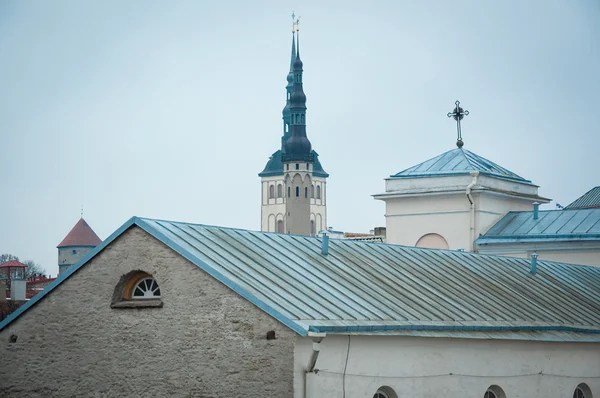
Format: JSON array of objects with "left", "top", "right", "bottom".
[
  {"left": 0, "top": 260, "right": 26, "bottom": 268},
  {"left": 57, "top": 218, "right": 102, "bottom": 248}
]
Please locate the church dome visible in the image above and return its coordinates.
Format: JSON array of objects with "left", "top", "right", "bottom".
[
  {"left": 284, "top": 135, "right": 312, "bottom": 158},
  {"left": 290, "top": 90, "right": 306, "bottom": 104}
]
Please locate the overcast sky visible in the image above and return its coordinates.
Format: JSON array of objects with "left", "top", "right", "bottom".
[{"left": 1, "top": 0, "right": 598, "bottom": 277}]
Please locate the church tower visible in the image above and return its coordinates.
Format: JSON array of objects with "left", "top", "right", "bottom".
[{"left": 259, "top": 23, "right": 328, "bottom": 235}]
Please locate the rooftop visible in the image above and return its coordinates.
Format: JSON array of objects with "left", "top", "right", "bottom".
[
  {"left": 4, "top": 217, "right": 600, "bottom": 341},
  {"left": 57, "top": 218, "right": 102, "bottom": 248},
  {"left": 259, "top": 149, "right": 328, "bottom": 178},
  {"left": 476, "top": 208, "right": 600, "bottom": 245},
  {"left": 565, "top": 186, "right": 600, "bottom": 210},
  {"left": 391, "top": 147, "right": 531, "bottom": 183},
  {"left": 0, "top": 260, "right": 26, "bottom": 269}
]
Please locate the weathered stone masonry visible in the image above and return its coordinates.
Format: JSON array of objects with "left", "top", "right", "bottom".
[{"left": 1, "top": 227, "right": 296, "bottom": 397}]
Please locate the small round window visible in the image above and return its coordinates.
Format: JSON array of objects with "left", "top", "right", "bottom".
[{"left": 132, "top": 277, "right": 161, "bottom": 299}]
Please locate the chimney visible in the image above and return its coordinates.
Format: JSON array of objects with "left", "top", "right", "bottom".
[
  {"left": 374, "top": 227, "right": 387, "bottom": 239},
  {"left": 0, "top": 280, "right": 6, "bottom": 303},
  {"left": 533, "top": 202, "right": 540, "bottom": 220},
  {"left": 530, "top": 253, "right": 538, "bottom": 274},
  {"left": 321, "top": 232, "right": 329, "bottom": 255}
]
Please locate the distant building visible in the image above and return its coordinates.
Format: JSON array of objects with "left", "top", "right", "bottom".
[
  {"left": 0, "top": 261, "right": 27, "bottom": 301},
  {"left": 259, "top": 29, "right": 328, "bottom": 236},
  {"left": 57, "top": 218, "right": 102, "bottom": 275}
]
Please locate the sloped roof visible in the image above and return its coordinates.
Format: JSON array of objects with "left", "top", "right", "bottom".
[
  {"left": 259, "top": 149, "right": 329, "bottom": 178},
  {"left": 4, "top": 217, "right": 600, "bottom": 341},
  {"left": 476, "top": 208, "right": 600, "bottom": 245},
  {"left": 565, "top": 186, "right": 600, "bottom": 210},
  {"left": 0, "top": 260, "right": 26, "bottom": 269},
  {"left": 391, "top": 147, "right": 531, "bottom": 183},
  {"left": 57, "top": 218, "right": 102, "bottom": 248}
]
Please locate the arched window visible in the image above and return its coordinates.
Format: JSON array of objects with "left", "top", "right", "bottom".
[
  {"left": 269, "top": 185, "right": 275, "bottom": 199},
  {"left": 311, "top": 184, "right": 315, "bottom": 198},
  {"left": 111, "top": 271, "right": 163, "bottom": 308},
  {"left": 305, "top": 187, "right": 308, "bottom": 198},
  {"left": 574, "top": 384, "right": 593, "bottom": 398},
  {"left": 416, "top": 233, "right": 449, "bottom": 250},
  {"left": 296, "top": 186, "right": 299, "bottom": 197},
  {"left": 373, "top": 386, "right": 397, "bottom": 398},
  {"left": 132, "top": 278, "right": 161, "bottom": 299},
  {"left": 288, "top": 187, "right": 291, "bottom": 198},
  {"left": 316, "top": 185, "right": 321, "bottom": 199},
  {"left": 311, "top": 220, "right": 315, "bottom": 236},
  {"left": 277, "top": 184, "right": 283, "bottom": 198},
  {"left": 484, "top": 385, "right": 506, "bottom": 398},
  {"left": 277, "top": 220, "right": 284, "bottom": 234}
]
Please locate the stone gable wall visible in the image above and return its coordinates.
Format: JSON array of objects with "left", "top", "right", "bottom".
[{"left": 1, "top": 226, "right": 296, "bottom": 397}]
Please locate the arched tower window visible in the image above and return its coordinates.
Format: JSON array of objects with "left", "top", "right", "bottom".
[
  {"left": 269, "top": 185, "right": 275, "bottom": 199},
  {"left": 311, "top": 220, "right": 315, "bottom": 236},
  {"left": 416, "top": 233, "right": 449, "bottom": 250},
  {"left": 296, "top": 186, "right": 299, "bottom": 197},
  {"left": 316, "top": 185, "right": 321, "bottom": 199},
  {"left": 311, "top": 184, "right": 315, "bottom": 198},
  {"left": 288, "top": 187, "right": 291, "bottom": 198},
  {"left": 304, "top": 187, "right": 308, "bottom": 198},
  {"left": 277, "top": 220, "right": 284, "bottom": 234},
  {"left": 277, "top": 184, "right": 283, "bottom": 198}
]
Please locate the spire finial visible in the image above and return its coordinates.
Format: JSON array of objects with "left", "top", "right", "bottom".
[
  {"left": 291, "top": 12, "right": 296, "bottom": 32},
  {"left": 80, "top": 205, "right": 84, "bottom": 218},
  {"left": 447, "top": 100, "right": 469, "bottom": 148}
]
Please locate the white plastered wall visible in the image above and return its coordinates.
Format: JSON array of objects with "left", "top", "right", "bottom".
[{"left": 294, "top": 335, "right": 600, "bottom": 398}]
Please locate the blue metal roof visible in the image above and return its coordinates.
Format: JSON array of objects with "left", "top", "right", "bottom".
[
  {"left": 259, "top": 149, "right": 328, "bottom": 178},
  {"left": 565, "top": 186, "right": 600, "bottom": 210},
  {"left": 476, "top": 208, "right": 600, "bottom": 245},
  {"left": 3, "top": 217, "right": 600, "bottom": 341},
  {"left": 391, "top": 148, "right": 531, "bottom": 183}
]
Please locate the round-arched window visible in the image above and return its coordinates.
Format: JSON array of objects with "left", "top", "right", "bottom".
[
  {"left": 373, "top": 386, "right": 397, "bottom": 398},
  {"left": 574, "top": 384, "right": 593, "bottom": 398},
  {"left": 132, "top": 277, "right": 161, "bottom": 299},
  {"left": 484, "top": 385, "right": 506, "bottom": 398}
]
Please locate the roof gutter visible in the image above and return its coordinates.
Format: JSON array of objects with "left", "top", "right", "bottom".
[{"left": 307, "top": 324, "right": 600, "bottom": 334}]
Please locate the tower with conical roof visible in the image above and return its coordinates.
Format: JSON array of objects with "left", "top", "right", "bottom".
[
  {"left": 57, "top": 218, "right": 102, "bottom": 275},
  {"left": 259, "top": 21, "right": 328, "bottom": 235}
]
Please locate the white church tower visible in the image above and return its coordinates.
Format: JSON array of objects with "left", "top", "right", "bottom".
[
  {"left": 374, "top": 101, "right": 550, "bottom": 251},
  {"left": 259, "top": 21, "right": 328, "bottom": 235}
]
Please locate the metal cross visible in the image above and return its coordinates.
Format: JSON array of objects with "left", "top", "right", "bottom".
[
  {"left": 291, "top": 12, "right": 295, "bottom": 32},
  {"left": 447, "top": 100, "right": 469, "bottom": 148}
]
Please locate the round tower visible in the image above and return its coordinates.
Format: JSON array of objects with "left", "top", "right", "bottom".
[{"left": 57, "top": 218, "right": 102, "bottom": 275}]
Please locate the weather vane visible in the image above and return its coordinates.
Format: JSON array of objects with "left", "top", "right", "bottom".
[
  {"left": 447, "top": 100, "right": 469, "bottom": 148},
  {"left": 293, "top": 14, "right": 301, "bottom": 32}
]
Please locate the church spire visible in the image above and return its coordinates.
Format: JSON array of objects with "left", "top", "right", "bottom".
[
  {"left": 282, "top": 22, "right": 313, "bottom": 162},
  {"left": 281, "top": 28, "right": 296, "bottom": 151}
]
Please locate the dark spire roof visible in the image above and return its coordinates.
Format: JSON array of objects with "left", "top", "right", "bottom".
[
  {"left": 57, "top": 218, "right": 102, "bottom": 248},
  {"left": 283, "top": 30, "right": 312, "bottom": 162}
]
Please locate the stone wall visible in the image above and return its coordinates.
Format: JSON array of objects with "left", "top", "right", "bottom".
[{"left": 1, "top": 226, "right": 296, "bottom": 397}]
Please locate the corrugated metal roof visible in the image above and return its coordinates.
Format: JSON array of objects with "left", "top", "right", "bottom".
[
  {"left": 566, "top": 186, "right": 600, "bottom": 209},
  {"left": 390, "top": 148, "right": 531, "bottom": 183},
  {"left": 3, "top": 217, "right": 600, "bottom": 341},
  {"left": 476, "top": 208, "right": 600, "bottom": 244}
]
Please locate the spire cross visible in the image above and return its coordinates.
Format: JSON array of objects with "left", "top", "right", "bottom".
[
  {"left": 447, "top": 100, "right": 469, "bottom": 148},
  {"left": 291, "top": 12, "right": 295, "bottom": 32},
  {"left": 294, "top": 15, "right": 301, "bottom": 32}
]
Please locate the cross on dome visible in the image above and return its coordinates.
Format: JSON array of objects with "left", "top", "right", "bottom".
[{"left": 447, "top": 100, "right": 469, "bottom": 148}]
